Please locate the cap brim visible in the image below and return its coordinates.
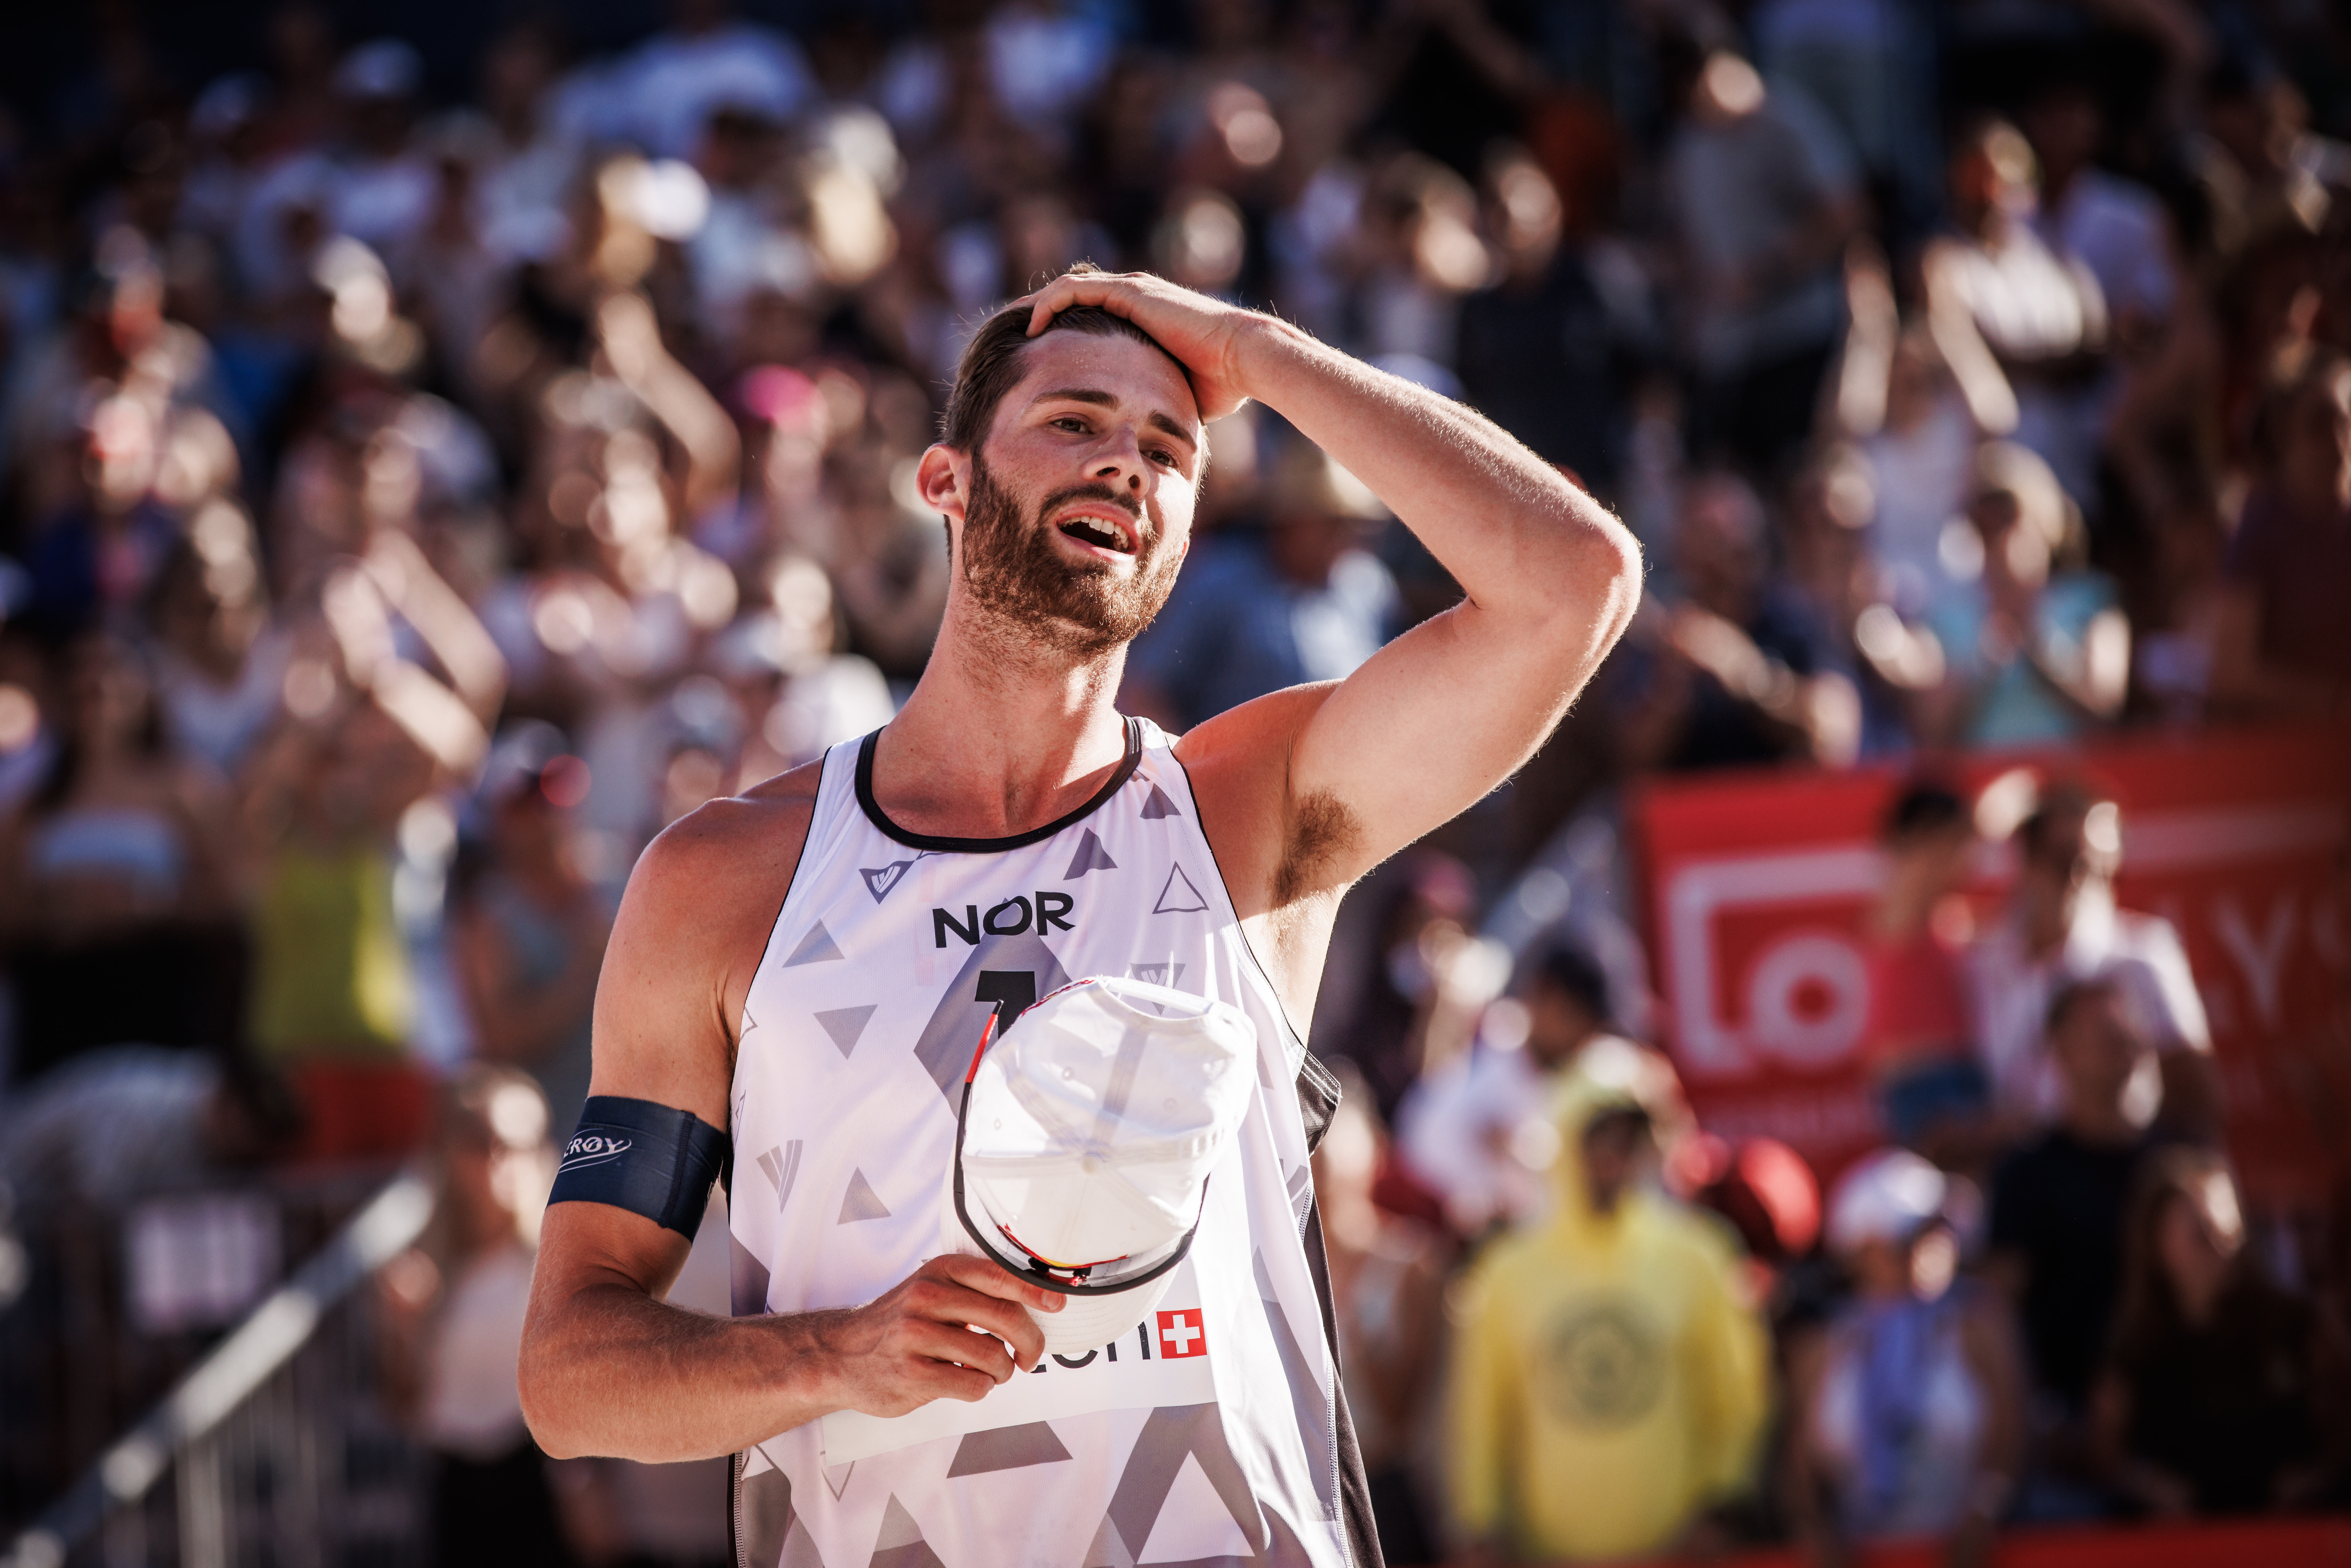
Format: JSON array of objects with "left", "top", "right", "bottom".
[{"left": 936, "top": 1166, "right": 1190, "bottom": 1357}]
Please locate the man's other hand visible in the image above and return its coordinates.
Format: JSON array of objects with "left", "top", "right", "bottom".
[{"left": 812, "top": 1253, "right": 1065, "bottom": 1418}]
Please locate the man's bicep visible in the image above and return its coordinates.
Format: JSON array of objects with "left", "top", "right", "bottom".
[
  {"left": 1290, "top": 601, "right": 1608, "bottom": 881},
  {"left": 585, "top": 830, "right": 752, "bottom": 1134},
  {"left": 536, "top": 1185, "right": 697, "bottom": 1305}
]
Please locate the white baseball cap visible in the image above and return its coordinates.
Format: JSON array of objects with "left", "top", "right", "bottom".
[
  {"left": 1826, "top": 1147, "right": 1950, "bottom": 1254},
  {"left": 939, "top": 976, "right": 1256, "bottom": 1357}
]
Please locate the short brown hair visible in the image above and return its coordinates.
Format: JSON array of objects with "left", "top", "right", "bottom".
[{"left": 939, "top": 264, "right": 1191, "bottom": 453}]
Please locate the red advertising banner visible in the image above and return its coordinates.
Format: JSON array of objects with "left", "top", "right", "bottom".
[{"left": 1628, "top": 727, "right": 2351, "bottom": 1206}]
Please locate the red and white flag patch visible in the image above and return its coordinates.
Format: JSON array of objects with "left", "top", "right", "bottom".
[{"left": 1155, "top": 1308, "right": 1207, "bottom": 1359}]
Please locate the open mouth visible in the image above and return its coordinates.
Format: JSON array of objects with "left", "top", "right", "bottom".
[{"left": 1055, "top": 511, "right": 1137, "bottom": 555}]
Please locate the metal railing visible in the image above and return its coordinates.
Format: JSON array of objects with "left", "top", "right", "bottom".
[{"left": 2, "top": 1172, "right": 436, "bottom": 1568}]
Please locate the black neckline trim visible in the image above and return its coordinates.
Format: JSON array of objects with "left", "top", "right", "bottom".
[{"left": 854, "top": 717, "right": 1146, "bottom": 853}]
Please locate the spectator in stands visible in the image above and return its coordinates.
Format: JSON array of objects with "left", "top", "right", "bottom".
[
  {"left": 2091, "top": 1148, "right": 2351, "bottom": 1515},
  {"left": 2213, "top": 347, "right": 2351, "bottom": 717},
  {"left": 1918, "top": 441, "right": 2128, "bottom": 749},
  {"left": 1662, "top": 40, "right": 1862, "bottom": 474},
  {"left": 1966, "top": 782, "right": 2222, "bottom": 1142},
  {"left": 243, "top": 539, "right": 504, "bottom": 1160},
  {"left": 1122, "top": 442, "right": 1398, "bottom": 731},
  {"left": 450, "top": 729, "right": 614, "bottom": 1144},
  {"left": 1920, "top": 120, "right": 2108, "bottom": 508},
  {"left": 1318, "top": 850, "right": 1481, "bottom": 1125},
  {"left": 1450, "top": 1054, "right": 1768, "bottom": 1564},
  {"left": 1858, "top": 779, "right": 1992, "bottom": 1168},
  {"left": 0, "top": 631, "right": 239, "bottom": 1083},
  {"left": 1786, "top": 1148, "right": 2026, "bottom": 1565},
  {"left": 1616, "top": 472, "right": 1859, "bottom": 772},
  {"left": 1455, "top": 148, "right": 1654, "bottom": 499},
  {"left": 1398, "top": 943, "right": 1678, "bottom": 1237},
  {"left": 1988, "top": 977, "right": 2172, "bottom": 1518},
  {"left": 378, "top": 1065, "right": 574, "bottom": 1568},
  {"left": 1313, "top": 1069, "right": 1447, "bottom": 1568}
]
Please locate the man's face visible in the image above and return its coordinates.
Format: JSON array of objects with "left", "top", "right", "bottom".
[
  {"left": 1525, "top": 982, "right": 1599, "bottom": 1070},
  {"left": 929, "top": 331, "right": 1203, "bottom": 658},
  {"left": 2052, "top": 987, "right": 2147, "bottom": 1119},
  {"left": 1579, "top": 1111, "right": 1650, "bottom": 1214}
]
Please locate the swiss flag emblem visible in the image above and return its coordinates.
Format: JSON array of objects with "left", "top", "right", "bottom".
[{"left": 1155, "top": 1309, "right": 1207, "bottom": 1359}]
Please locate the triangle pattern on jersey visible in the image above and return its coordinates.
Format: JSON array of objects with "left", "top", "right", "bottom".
[
  {"left": 1134, "top": 1452, "right": 1255, "bottom": 1564},
  {"left": 822, "top": 1459, "right": 855, "bottom": 1500},
  {"left": 1152, "top": 865, "right": 1210, "bottom": 915},
  {"left": 868, "top": 1495, "right": 946, "bottom": 1568},
  {"left": 945, "top": 1421, "right": 1073, "bottom": 1477},
  {"left": 1063, "top": 828, "right": 1119, "bottom": 879},
  {"left": 837, "top": 1168, "right": 891, "bottom": 1224},
  {"left": 815, "top": 1004, "right": 877, "bottom": 1058},
  {"left": 1081, "top": 1515, "right": 1137, "bottom": 1568},
  {"left": 1140, "top": 783, "right": 1181, "bottom": 819},
  {"left": 784, "top": 920, "right": 845, "bottom": 967}
]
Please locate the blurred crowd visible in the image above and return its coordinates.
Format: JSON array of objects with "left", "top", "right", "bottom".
[{"left": 0, "top": 0, "right": 2348, "bottom": 1562}]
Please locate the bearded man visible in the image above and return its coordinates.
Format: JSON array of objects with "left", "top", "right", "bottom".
[{"left": 518, "top": 267, "right": 1642, "bottom": 1567}]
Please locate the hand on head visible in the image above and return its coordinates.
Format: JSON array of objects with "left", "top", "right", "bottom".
[{"left": 1019, "top": 270, "right": 1256, "bottom": 421}]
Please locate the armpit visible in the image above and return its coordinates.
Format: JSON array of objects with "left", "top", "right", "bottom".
[{"left": 1272, "top": 788, "right": 1362, "bottom": 909}]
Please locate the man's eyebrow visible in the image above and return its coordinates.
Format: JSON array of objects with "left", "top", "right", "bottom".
[{"left": 1034, "top": 386, "right": 1199, "bottom": 450}]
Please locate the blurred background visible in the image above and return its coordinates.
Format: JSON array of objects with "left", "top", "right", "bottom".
[{"left": 0, "top": 0, "right": 2345, "bottom": 1564}]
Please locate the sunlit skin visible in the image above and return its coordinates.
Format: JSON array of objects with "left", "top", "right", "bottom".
[{"left": 519, "top": 269, "right": 1642, "bottom": 1467}]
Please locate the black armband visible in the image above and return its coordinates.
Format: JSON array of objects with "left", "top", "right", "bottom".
[{"left": 550, "top": 1096, "right": 730, "bottom": 1239}]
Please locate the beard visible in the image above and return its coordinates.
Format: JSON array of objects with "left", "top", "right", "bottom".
[{"left": 958, "top": 454, "right": 1183, "bottom": 659}]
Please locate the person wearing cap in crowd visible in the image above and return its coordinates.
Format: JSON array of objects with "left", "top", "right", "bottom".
[
  {"left": 1965, "top": 780, "right": 2222, "bottom": 1143},
  {"left": 1785, "top": 1148, "right": 2026, "bottom": 1568},
  {"left": 1120, "top": 439, "right": 1400, "bottom": 733},
  {"left": 1987, "top": 976, "right": 2176, "bottom": 1519},
  {"left": 1448, "top": 1051, "right": 1769, "bottom": 1565},
  {"left": 1397, "top": 942, "right": 1664, "bottom": 1236},
  {"left": 518, "top": 263, "right": 1642, "bottom": 1567}
]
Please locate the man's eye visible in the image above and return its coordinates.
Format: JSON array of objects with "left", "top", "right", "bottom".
[
  {"left": 1149, "top": 449, "right": 1178, "bottom": 467},
  {"left": 1051, "top": 417, "right": 1089, "bottom": 433}
]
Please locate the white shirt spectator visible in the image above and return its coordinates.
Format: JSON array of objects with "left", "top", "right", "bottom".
[{"left": 1967, "top": 882, "right": 2211, "bottom": 1126}]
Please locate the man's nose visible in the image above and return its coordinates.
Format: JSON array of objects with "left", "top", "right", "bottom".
[{"left": 1093, "top": 430, "right": 1148, "bottom": 492}]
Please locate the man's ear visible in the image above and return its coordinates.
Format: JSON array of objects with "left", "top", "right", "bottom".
[{"left": 916, "top": 443, "right": 969, "bottom": 521}]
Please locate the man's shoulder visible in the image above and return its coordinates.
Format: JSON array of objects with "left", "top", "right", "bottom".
[
  {"left": 1170, "top": 681, "right": 1337, "bottom": 781},
  {"left": 627, "top": 760, "right": 824, "bottom": 921}
]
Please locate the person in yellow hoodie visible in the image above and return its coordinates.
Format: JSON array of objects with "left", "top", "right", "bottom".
[{"left": 1448, "top": 1047, "right": 1770, "bottom": 1563}]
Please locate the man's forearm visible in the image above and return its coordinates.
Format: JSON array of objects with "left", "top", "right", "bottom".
[
  {"left": 521, "top": 1282, "right": 843, "bottom": 1462},
  {"left": 1235, "top": 318, "right": 1637, "bottom": 627}
]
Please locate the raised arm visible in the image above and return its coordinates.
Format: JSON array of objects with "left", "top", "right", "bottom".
[
  {"left": 518, "top": 776, "right": 1063, "bottom": 1462},
  {"left": 1018, "top": 271, "right": 1642, "bottom": 893}
]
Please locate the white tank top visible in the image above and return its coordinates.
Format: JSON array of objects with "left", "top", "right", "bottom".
[{"left": 727, "top": 717, "right": 1355, "bottom": 1568}]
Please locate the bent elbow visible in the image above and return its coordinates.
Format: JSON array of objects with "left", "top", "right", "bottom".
[
  {"left": 515, "top": 1332, "right": 587, "bottom": 1461},
  {"left": 1578, "top": 509, "right": 1644, "bottom": 641}
]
